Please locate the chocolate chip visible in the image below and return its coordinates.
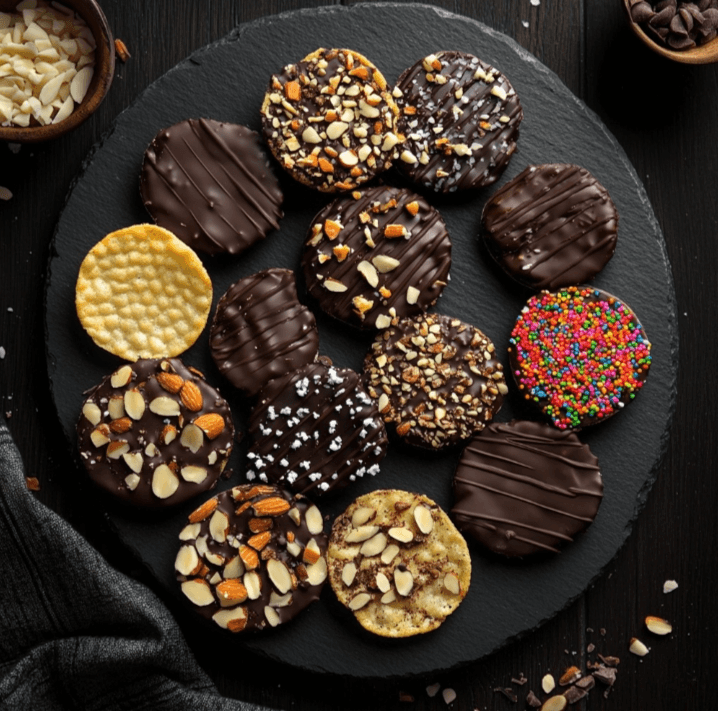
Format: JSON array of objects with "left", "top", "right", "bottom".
[
  {"left": 656, "top": 0, "right": 677, "bottom": 10},
  {"left": 632, "top": 1, "right": 656, "bottom": 21},
  {"left": 511, "top": 673, "right": 528, "bottom": 686},
  {"left": 586, "top": 642, "right": 595, "bottom": 653},
  {"left": 670, "top": 13, "right": 689, "bottom": 34}
]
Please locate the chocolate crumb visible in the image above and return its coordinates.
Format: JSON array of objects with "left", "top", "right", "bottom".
[
  {"left": 5, "top": 411, "right": 11, "bottom": 419},
  {"left": 25, "top": 477, "right": 40, "bottom": 491},
  {"left": 399, "top": 692, "right": 414, "bottom": 702},
  {"left": 526, "top": 690, "right": 542, "bottom": 708},
  {"left": 511, "top": 673, "right": 528, "bottom": 686},
  {"left": 586, "top": 627, "right": 594, "bottom": 633},
  {"left": 587, "top": 643, "right": 595, "bottom": 653},
  {"left": 598, "top": 654, "right": 620, "bottom": 667},
  {"left": 563, "top": 686, "right": 588, "bottom": 705},
  {"left": 493, "top": 687, "right": 518, "bottom": 703},
  {"left": 593, "top": 665, "right": 617, "bottom": 687},
  {"left": 600, "top": 628, "right": 606, "bottom": 636},
  {"left": 575, "top": 676, "right": 595, "bottom": 691}
]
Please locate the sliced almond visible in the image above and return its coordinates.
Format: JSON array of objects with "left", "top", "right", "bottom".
[
  {"left": 646, "top": 615, "right": 672, "bottom": 635},
  {"left": 342, "top": 562, "right": 357, "bottom": 586},
  {"left": 109, "top": 416, "right": 132, "bottom": 434},
  {"left": 663, "top": 579, "right": 678, "bottom": 594},
  {"left": 82, "top": 402, "right": 101, "bottom": 425},
  {"left": 326, "top": 120, "right": 349, "bottom": 139},
  {"left": 188, "top": 498, "right": 217, "bottom": 523},
  {"left": 540, "top": 696, "right": 567, "bottom": 711},
  {"left": 175, "top": 545, "right": 200, "bottom": 576},
  {"left": 270, "top": 591, "right": 293, "bottom": 608},
  {"left": 181, "top": 579, "right": 214, "bottom": 607},
  {"left": 244, "top": 571, "right": 261, "bottom": 600},
  {"left": 629, "top": 637, "right": 650, "bottom": 656},
  {"left": 194, "top": 413, "right": 224, "bottom": 440},
  {"left": 195, "top": 535, "right": 209, "bottom": 559},
  {"left": 106, "top": 441, "right": 130, "bottom": 460},
  {"left": 267, "top": 559, "right": 293, "bottom": 594},
  {"left": 305, "top": 505, "right": 324, "bottom": 535},
  {"left": 372, "top": 254, "right": 400, "bottom": 273},
  {"left": 376, "top": 572, "right": 391, "bottom": 593},
  {"left": 124, "top": 389, "right": 145, "bottom": 420},
  {"left": 216, "top": 578, "right": 248, "bottom": 605},
  {"left": 149, "top": 396, "right": 180, "bottom": 417},
  {"left": 348, "top": 592, "right": 372, "bottom": 611},
  {"left": 345, "top": 525, "right": 379, "bottom": 543},
  {"left": 406, "top": 286, "right": 420, "bottom": 305},
  {"left": 108, "top": 396, "right": 125, "bottom": 420},
  {"left": 542, "top": 674, "right": 556, "bottom": 694},
  {"left": 394, "top": 567, "right": 413, "bottom": 597},
  {"left": 360, "top": 532, "right": 387, "bottom": 557},
  {"left": 443, "top": 572, "right": 460, "bottom": 596},
  {"left": 212, "top": 607, "right": 247, "bottom": 632},
  {"left": 323, "top": 277, "right": 348, "bottom": 293},
  {"left": 351, "top": 506, "right": 375, "bottom": 527},
  {"left": 208, "top": 509, "right": 229, "bottom": 543},
  {"left": 559, "top": 666, "right": 581, "bottom": 686},
  {"left": 69, "top": 65, "right": 92, "bottom": 103},
  {"left": 156, "top": 372, "right": 183, "bottom": 393},
  {"left": 264, "top": 605, "right": 281, "bottom": 627},
  {"left": 414, "top": 505, "right": 434, "bottom": 534},
  {"left": 151, "top": 464, "right": 179, "bottom": 499},
  {"left": 124, "top": 473, "right": 140, "bottom": 491},
  {"left": 306, "top": 556, "right": 327, "bottom": 586},
  {"left": 179, "top": 523, "right": 201, "bottom": 541},
  {"left": 375, "top": 314, "right": 392, "bottom": 329},
  {"left": 181, "top": 465, "right": 208, "bottom": 484},
  {"left": 239, "top": 544, "right": 259, "bottom": 570},
  {"left": 179, "top": 423, "right": 203, "bottom": 453},
  {"left": 205, "top": 551, "right": 225, "bottom": 567},
  {"left": 302, "top": 126, "right": 321, "bottom": 143},
  {"left": 122, "top": 451, "right": 143, "bottom": 474},
  {"left": 381, "top": 590, "right": 396, "bottom": 604},
  {"left": 388, "top": 526, "right": 413, "bottom": 543},
  {"left": 90, "top": 424, "right": 110, "bottom": 448},
  {"left": 180, "top": 381, "right": 203, "bottom": 411},
  {"left": 223, "top": 555, "right": 244, "bottom": 579},
  {"left": 286, "top": 541, "right": 302, "bottom": 557},
  {"left": 380, "top": 544, "right": 400, "bottom": 565},
  {"left": 357, "top": 260, "right": 379, "bottom": 288},
  {"left": 110, "top": 364, "right": 132, "bottom": 388}
]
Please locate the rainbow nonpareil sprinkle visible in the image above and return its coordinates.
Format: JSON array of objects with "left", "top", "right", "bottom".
[{"left": 508, "top": 287, "right": 652, "bottom": 429}]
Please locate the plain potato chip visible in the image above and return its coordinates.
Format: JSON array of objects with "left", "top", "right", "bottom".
[{"left": 75, "top": 223, "right": 212, "bottom": 361}]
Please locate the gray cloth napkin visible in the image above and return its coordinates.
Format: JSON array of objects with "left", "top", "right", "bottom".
[{"left": 0, "top": 418, "right": 264, "bottom": 710}]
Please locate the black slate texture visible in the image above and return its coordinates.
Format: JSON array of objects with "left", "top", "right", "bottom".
[{"left": 45, "top": 3, "right": 678, "bottom": 678}]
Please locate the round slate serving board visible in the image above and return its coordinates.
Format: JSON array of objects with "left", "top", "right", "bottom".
[{"left": 45, "top": 3, "right": 678, "bottom": 678}]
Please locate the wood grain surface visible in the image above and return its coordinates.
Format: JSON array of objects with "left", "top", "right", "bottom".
[{"left": 0, "top": 1, "right": 715, "bottom": 709}]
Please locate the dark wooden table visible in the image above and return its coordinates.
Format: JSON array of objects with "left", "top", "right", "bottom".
[{"left": 1, "top": 1, "right": 715, "bottom": 709}]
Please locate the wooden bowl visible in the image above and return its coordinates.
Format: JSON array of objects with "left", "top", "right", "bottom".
[
  {"left": 623, "top": 0, "right": 718, "bottom": 64},
  {"left": 0, "top": 0, "right": 114, "bottom": 143}
]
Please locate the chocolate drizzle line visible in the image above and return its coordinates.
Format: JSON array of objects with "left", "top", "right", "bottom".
[
  {"left": 482, "top": 164, "right": 618, "bottom": 289},
  {"left": 452, "top": 421, "right": 603, "bottom": 556},
  {"left": 210, "top": 269, "right": 319, "bottom": 397},
  {"left": 140, "top": 118, "right": 283, "bottom": 255},
  {"left": 302, "top": 186, "right": 451, "bottom": 330},
  {"left": 396, "top": 51, "right": 523, "bottom": 192},
  {"left": 247, "top": 363, "right": 388, "bottom": 497}
]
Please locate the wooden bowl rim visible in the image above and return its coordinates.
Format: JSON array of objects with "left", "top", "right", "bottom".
[
  {"left": 0, "top": 0, "right": 115, "bottom": 143},
  {"left": 622, "top": 0, "right": 718, "bottom": 64}
]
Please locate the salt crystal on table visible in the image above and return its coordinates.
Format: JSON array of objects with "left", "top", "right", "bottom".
[
  {"left": 522, "top": 20, "right": 530, "bottom": 27},
  {"left": 531, "top": 0, "right": 540, "bottom": 5},
  {"left": 663, "top": 579, "right": 678, "bottom": 593},
  {"left": 0, "top": 347, "right": 5, "bottom": 359}
]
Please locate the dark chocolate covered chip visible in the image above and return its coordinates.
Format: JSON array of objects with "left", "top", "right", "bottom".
[
  {"left": 651, "top": 5, "right": 677, "bottom": 25},
  {"left": 670, "top": 12, "right": 689, "bottom": 33},
  {"left": 140, "top": 120, "right": 283, "bottom": 256},
  {"left": 668, "top": 32, "right": 697, "bottom": 46}
]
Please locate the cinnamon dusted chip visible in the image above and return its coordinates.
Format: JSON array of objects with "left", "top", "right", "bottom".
[
  {"left": 175, "top": 485, "right": 327, "bottom": 632},
  {"left": 75, "top": 224, "right": 212, "bottom": 361},
  {"left": 77, "top": 358, "right": 234, "bottom": 508},
  {"left": 327, "top": 489, "right": 471, "bottom": 637}
]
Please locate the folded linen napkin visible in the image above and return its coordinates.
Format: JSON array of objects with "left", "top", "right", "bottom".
[{"left": 0, "top": 417, "right": 263, "bottom": 710}]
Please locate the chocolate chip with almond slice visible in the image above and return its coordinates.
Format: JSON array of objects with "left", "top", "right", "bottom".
[{"left": 175, "top": 484, "right": 327, "bottom": 633}]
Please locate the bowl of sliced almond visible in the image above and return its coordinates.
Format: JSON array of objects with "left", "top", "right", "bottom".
[{"left": 0, "top": 0, "right": 114, "bottom": 142}]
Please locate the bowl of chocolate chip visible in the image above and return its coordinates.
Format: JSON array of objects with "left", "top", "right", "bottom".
[
  {"left": 624, "top": 0, "right": 718, "bottom": 63},
  {"left": 0, "top": 0, "right": 115, "bottom": 143}
]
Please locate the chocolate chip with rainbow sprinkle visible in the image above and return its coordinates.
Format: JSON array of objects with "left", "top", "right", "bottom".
[{"left": 508, "top": 286, "right": 652, "bottom": 429}]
